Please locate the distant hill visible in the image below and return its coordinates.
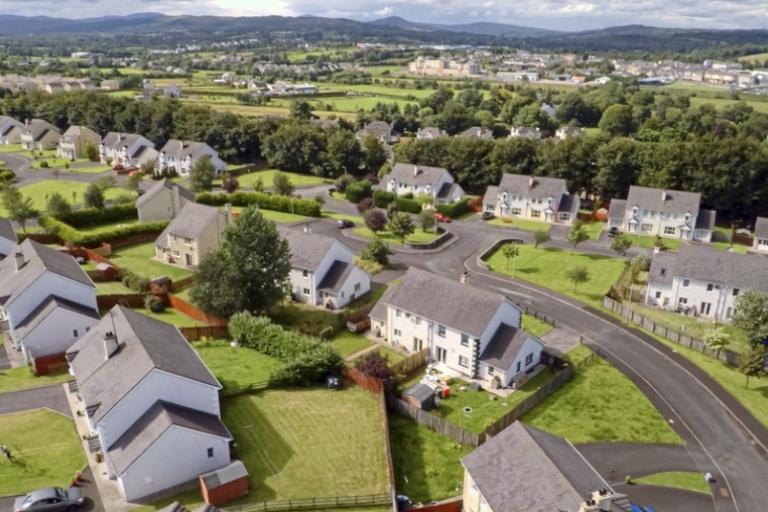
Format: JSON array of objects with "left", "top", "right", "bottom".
[{"left": 368, "top": 16, "right": 562, "bottom": 38}]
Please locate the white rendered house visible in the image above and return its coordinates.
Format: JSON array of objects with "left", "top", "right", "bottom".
[
  {"left": 0, "top": 116, "right": 24, "bottom": 144},
  {"left": 100, "top": 132, "right": 158, "bottom": 168},
  {"left": 155, "top": 139, "right": 227, "bottom": 177},
  {"left": 378, "top": 163, "right": 464, "bottom": 205},
  {"left": 0, "top": 218, "right": 17, "bottom": 259},
  {"left": 752, "top": 217, "right": 768, "bottom": 253},
  {"left": 483, "top": 174, "right": 580, "bottom": 225}
]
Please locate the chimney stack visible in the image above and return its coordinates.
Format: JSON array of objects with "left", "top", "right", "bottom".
[
  {"left": 661, "top": 190, "right": 668, "bottom": 202},
  {"left": 529, "top": 176, "right": 535, "bottom": 188},
  {"left": 413, "top": 165, "right": 420, "bottom": 177},
  {"left": 103, "top": 331, "right": 119, "bottom": 360},
  {"left": 13, "top": 252, "right": 24, "bottom": 271}
]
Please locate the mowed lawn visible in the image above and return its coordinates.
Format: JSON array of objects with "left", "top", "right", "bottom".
[
  {"left": 222, "top": 388, "right": 390, "bottom": 502},
  {"left": 0, "top": 409, "right": 86, "bottom": 496},
  {"left": 108, "top": 242, "right": 193, "bottom": 282},
  {"left": 331, "top": 331, "right": 374, "bottom": 358},
  {"left": 0, "top": 367, "right": 71, "bottom": 395},
  {"left": 389, "top": 415, "right": 472, "bottom": 503},
  {"left": 635, "top": 472, "right": 711, "bottom": 494},
  {"left": 486, "top": 244, "right": 627, "bottom": 307},
  {"left": 232, "top": 206, "right": 310, "bottom": 224},
  {"left": 132, "top": 307, "right": 204, "bottom": 327},
  {"left": 237, "top": 169, "right": 331, "bottom": 190},
  {"left": 194, "top": 339, "right": 284, "bottom": 392},
  {"left": 353, "top": 227, "right": 439, "bottom": 246},
  {"left": 0, "top": 180, "right": 132, "bottom": 217},
  {"left": 522, "top": 356, "right": 681, "bottom": 444}
]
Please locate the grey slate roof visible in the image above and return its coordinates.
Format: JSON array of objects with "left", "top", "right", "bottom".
[
  {"left": 482, "top": 186, "right": 499, "bottom": 206},
  {"left": 101, "top": 132, "right": 147, "bottom": 151},
  {"left": 498, "top": 174, "right": 567, "bottom": 201},
  {"left": 756, "top": 217, "right": 768, "bottom": 239},
  {"left": 279, "top": 227, "right": 339, "bottom": 271},
  {"left": 383, "top": 163, "right": 451, "bottom": 188},
  {"left": 695, "top": 209, "right": 716, "bottom": 230},
  {"left": 0, "top": 218, "right": 17, "bottom": 244},
  {"left": 23, "top": 119, "right": 60, "bottom": 142},
  {"left": 108, "top": 400, "right": 231, "bottom": 475},
  {"left": 67, "top": 306, "right": 220, "bottom": 422},
  {"left": 416, "top": 127, "right": 445, "bottom": 138},
  {"left": 626, "top": 185, "right": 701, "bottom": 216},
  {"left": 159, "top": 139, "right": 214, "bottom": 160},
  {"left": 648, "top": 244, "right": 768, "bottom": 291},
  {"left": 458, "top": 126, "right": 492, "bottom": 138},
  {"left": 60, "top": 125, "right": 99, "bottom": 145},
  {"left": 317, "top": 260, "right": 355, "bottom": 293},
  {"left": 479, "top": 323, "right": 540, "bottom": 370},
  {"left": 607, "top": 199, "right": 627, "bottom": 221},
  {"left": 136, "top": 179, "right": 195, "bottom": 208},
  {"left": 0, "top": 116, "right": 23, "bottom": 136},
  {"left": 462, "top": 422, "right": 611, "bottom": 512},
  {"left": 13, "top": 295, "right": 98, "bottom": 341},
  {"left": 155, "top": 203, "right": 227, "bottom": 249},
  {"left": 437, "top": 182, "right": 461, "bottom": 199},
  {"left": 358, "top": 121, "right": 392, "bottom": 140},
  {"left": 372, "top": 267, "right": 513, "bottom": 338},
  {"left": 0, "top": 239, "right": 93, "bottom": 306}
]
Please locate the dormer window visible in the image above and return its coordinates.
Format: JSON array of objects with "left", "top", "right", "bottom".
[{"left": 502, "top": 192, "right": 508, "bottom": 202}]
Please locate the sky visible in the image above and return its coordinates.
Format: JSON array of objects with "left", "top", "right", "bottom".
[{"left": 0, "top": 0, "right": 766, "bottom": 31}]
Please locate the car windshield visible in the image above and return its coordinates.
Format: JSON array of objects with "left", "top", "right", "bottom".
[{"left": 55, "top": 488, "right": 66, "bottom": 498}]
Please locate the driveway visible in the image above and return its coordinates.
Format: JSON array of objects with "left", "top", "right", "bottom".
[
  {"left": 614, "top": 483, "right": 715, "bottom": 512},
  {"left": 0, "top": 466, "right": 106, "bottom": 512},
  {"left": 0, "top": 384, "right": 71, "bottom": 416},
  {"left": 577, "top": 443, "right": 700, "bottom": 482}
]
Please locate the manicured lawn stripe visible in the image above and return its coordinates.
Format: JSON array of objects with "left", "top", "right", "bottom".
[
  {"left": 0, "top": 367, "right": 71, "bottom": 395},
  {"left": 353, "top": 227, "right": 439, "bottom": 246},
  {"left": 109, "top": 242, "right": 193, "bottom": 282},
  {"left": 635, "top": 472, "right": 711, "bottom": 494},
  {"left": 132, "top": 307, "right": 204, "bottom": 327},
  {"left": 194, "top": 340, "right": 283, "bottom": 391},
  {"left": 331, "top": 332, "right": 374, "bottom": 358},
  {"left": 488, "top": 217, "right": 552, "bottom": 233}
]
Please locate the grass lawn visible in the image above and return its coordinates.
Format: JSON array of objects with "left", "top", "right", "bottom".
[
  {"left": 194, "top": 339, "right": 283, "bottom": 392},
  {"left": 0, "top": 143, "right": 23, "bottom": 153},
  {"left": 109, "top": 242, "right": 193, "bottom": 282},
  {"left": 238, "top": 169, "right": 331, "bottom": 190},
  {"left": 0, "top": 409, "right": 86, "bottom": 496},
  {"left": 132, "top": 307, "right": 204, "bottom": 327},
  {"left": 223, "top": 388, "right": 390, "bottom": 502},
  {"left": 74, "top": 218, "right": 140, "bottom": 235},
  {"left": 376, "top": 345, "right": 406, "bottom": 365},
  {"left": 95, "top": 280, "right": 135, "bottom": 295},
  {"left": 522, "top": 313, "right": 553, "bottom": 338},
  {"left": 389, "top": 415, "right": 472, "bottom": 503},
  {"left": 712, "top": 241, "right": 749, "bottom": 254},
  {"left": 488, "top": 217, "right": 552, "bottom": 233},
  {"left": 353, "top": 227, "right": 439, "bottom": 246},
  {"left": 486, "top": 244, "right": 627, "bottom": 308},
  {"left": 582, "top": 221, "right": 605, "bottom": 240},
  {"left": 331, "top": 331, "right": 374, "bottom": 358},
  {"left": 232, "top": 206, "right": 310, "bottom": 224},
  {"left": 522, "top": 356, "right": 681, "bottom": 444},
  {"left": 323, "top": 210, "right": 365, "bottom": 225},
  {"left": 269, "top": 303, "right": 343, "bottom": 337},
  {"left": 0, "top": 180, "right": 131, "bottom": 217},
  {"left": 623, "top": 234, "right": 681, "bottom": 251},
  {"left": 0, "top": 367, "right": 71, "bottom": 395},
  {"left": 628, "top": 303, "right": 751, "bottom": 354},
  {"left": 635, "top": 472, "right": 710, "bottom": 494},
  {"left": 67, "top": 164, "right": 111, "bottom": 175}
]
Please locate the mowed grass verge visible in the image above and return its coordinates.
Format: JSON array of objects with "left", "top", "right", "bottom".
[
  {"left": 223, "top": 388, "right": 390, "bottom": 502},
  {"left": 486, "top": 244, "right": 627, "bottom": 308},
  {"left": 0, "top": 367, "right": 71, "bottom": 395},
  {"left": 0, "top": 409, "right": 86, "bottom": 496},
  {"left": 635, "top": 472, "right": 711, "bottom": 494},
  {"left": 237, "top": 169, "right": 332, "bottom": 190}
]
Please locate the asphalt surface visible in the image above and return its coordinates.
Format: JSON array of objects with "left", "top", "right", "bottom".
[
  {"left": 577, "top": 443, "right": 700, "bottom": 481},
  {"left": 0, "top": 384, "right": 71, "bottom": 415},
  {"left": 614, "top": 483, "right": 715, "bottom": 512}
]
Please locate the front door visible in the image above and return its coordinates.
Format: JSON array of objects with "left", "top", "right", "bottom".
[
  {"left": 435, "top": 346, "right": 447, "bottom": 363},
  {"left": 700, "top": 302, "right": 712, "bottom": 316},
  {"left": 413, "top": 337, "right": 423, "bottom": 352},
  {"left": 185, "top": 253, "right": 192, "bottom": 266}
]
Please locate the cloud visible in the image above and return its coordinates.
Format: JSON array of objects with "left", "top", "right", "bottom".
[{"left": 373, "top": 6, "right": 394, "bottom": 16}]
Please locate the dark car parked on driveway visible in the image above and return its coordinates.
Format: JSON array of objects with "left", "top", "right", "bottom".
[
  {"left": 337, "top": 219, "right": 354, "bottom": 229},
  {"left": 14, "top": 487, "right": 83, "bottom": 512},
  {"left": 481, "top": 211, "right": 496, "bottom": 221},
  {"left": 607, "top": 226, "right": 621, "bottom": 238}
]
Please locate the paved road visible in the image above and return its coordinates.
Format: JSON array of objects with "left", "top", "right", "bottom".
[
  {"left": 614, "top": 483, "right": 715, "bottom": 512},
  {"left": 578, "top": 443, "right": 700, "bottom": 481},
  {"left": 0, "top": 384, "right": 71, "bottom": 415}
]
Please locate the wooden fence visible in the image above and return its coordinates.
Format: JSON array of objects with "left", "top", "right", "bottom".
[
  {"left": 96, "top": 293, "right": 145, "bottom": 309},
  {"left": 390, "top": 348, "right": 429, "bottom": 376},
  {"left": 179, "top": 325, "right": 230, "bottom": 341},
  {"left": 388, "top": 396, "right": 484, "bottom": 446},
  {"left": 167, "top": 292, "right": 228, "bottom": 326},
  {"left": 342, "top": 366, "right": 383, "bottom": 393},
  {"left": 413, "top": 497, "right": 463, "bottom": 512},
  {"left": 224, "top": 494, "right": 393, "bottom": 512},
  {"left": 602, "top": 296, "right": 742, "bottom": 367}
]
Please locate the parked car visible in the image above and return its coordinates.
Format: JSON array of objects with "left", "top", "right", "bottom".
[
  {"left": 433, "top": 212, "right": 452, "bottom": 223},
  {"left": 607, "top": 226, "right": 621, "bottom": 238},
  {"left": 337, "top": 219, "right": 354, "bottom": 229},
  {"left": 481, "top": 211, "right": 496, "bottom": 221},
  {"left": 14, "top": 487, "right": 84, "bottom": 512}
]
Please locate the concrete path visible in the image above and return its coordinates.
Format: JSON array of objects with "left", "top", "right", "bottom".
[
  {"left": 614, "top": 483, "right": 715, "bottom": 512},
  {"left": 0, "top": 384, "right": 71, "bottom": 415},
  {"left": 538, "top": 327, "right": 579, "bottom": 356}
]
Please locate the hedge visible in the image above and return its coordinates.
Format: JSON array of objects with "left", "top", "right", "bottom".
[
  {"left": 436, "top": 197, "right": 472, "bottom": 218},
  {"left": 229, "top": 312, "right": 343, "bottom": 386},
  {"left": 373, "top": 189, "right": 394, "bottom": 207},
  {"left": 55, "top": 204, "right": 138, "bottom": 228},
  {"left": 344, "top": 180, "right": 372, "bottom": 203},
  {"left": 39, "top": 215, "right": 168, "bottom": 247},
  {"left": 395, "top": 196, "right": 422, "bottom": 214},
  {"left": 196, "top": 191, "right": 322, "bottom": 217}
]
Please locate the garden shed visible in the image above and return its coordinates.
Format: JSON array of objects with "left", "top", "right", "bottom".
[
  {"left": 199, "top": 460, "right": 249, "bottom": 506},
  {"left": 403, "top": 383, "right": 436, "bottom": 411}
]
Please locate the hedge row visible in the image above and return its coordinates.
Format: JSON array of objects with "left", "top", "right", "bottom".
[
  {"left": 196, "top": 191, "right": 322, "bottom": 217},
  {"left": 437, "top": 197, "right": 472, "bottom": 219},
  {"left": 229, "top": 312, "right": 343, "bottom": 386},
  {"left": 373, "top": 190, "right": 394, "bottom": 207},
  {"left": 56, "top": 204, "right": 138, "bottom": 228},
  {"left": 344, "top": 180, "right": 372, "bottom": 203},
  {"left": 39, "top": 216, "right": 168, "bottom": 247},
  {"left": 395, "top": 196, "right": 423, "bottom": 214}
]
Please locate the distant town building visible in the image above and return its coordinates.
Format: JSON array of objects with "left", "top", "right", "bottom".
[{"left": 408, "top": 57, "right": 482, "bottom": 77}]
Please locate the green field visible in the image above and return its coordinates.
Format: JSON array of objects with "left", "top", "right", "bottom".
[
  {"left": 108, "top": 242, "right": 193, "bottom": 282},
  {"left": 0, "top": 143, "right": 23, "bottom": 153},
  {"left": 232, "top": 206, "right": 311, "bottom": 224},
  {"left": 0, "top": 367, "right": 71, "bottom": 395},
  {"left": 238, "top": 169, "right": 332, "bottom": 189},
  {"left": 95, "top": 280, "right": 135, "bottom": 295},
  {"left": 0, "top": 180, "right": 132, "bottom": 217},
  {"left": 194, "top": 339, "right": 284, "bottom": 392},
  {"left": 522, "top": 356, "right": 681, "bottom": 444},
  {"left": 635, "top": 472, "right": 711, "bottom": 494},
  {"left": 689, "top": 96, "right": 768, "bottom": 114},
  {"left": 0, "top": 409, "right": 86, "bottom": 496},
  {"left": 486, "top": 244, "right": 627, "bottom": 308},
  {"left": 739, "top": 52, "right": 768, "bottom": 64}
]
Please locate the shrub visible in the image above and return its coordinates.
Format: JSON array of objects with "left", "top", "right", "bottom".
[
  {"left": 46, "top": 192, "right": 72, "bottom": 219},
  {"left": 357, "top": 197, "right": 374, "bottom": 214},
  {"left": 196, "top": 191, "right": 321, "bottom": 217},
  {"left": 335, "top": 174, "right": 355, "bottom": 193},
  {"left": 355, "top": 351, "right": 396, "bottom": 393},
  {"left": 55, "top": 204, "right": 137, "bottom": 227},
  {"left": 631, "top": 254, "right": 651, "bottom": 272},
  {"left": 373, "top": 189, "right": 395, "bottom": 207},
  {"left": 39, "top": 161, "right": 49, "bottom": 168},
  {"left": 436, "top": 197, "right": 471, "bottom": 218},
  {"left": 39, "top": 215, "right": 168, "bottom": 247},
  {"left": 395, "top": 196, "right": 422, "bottom": 214},
  {"left": 144, "top": 294, "right": 166, "bottom": 313},
  {"left": 344, "top": 180, "right": 372, "bottom": 203},
  {"left": 364, "top": 208, "right": 388, "bottom": 232},
  {"left": 229, "top": 312, "right": 343, "bottom": 386},
  {"left": 121, "top": 270, "right": 150, "bottom": 293},
  {"left": 355, "top": 256, "right": 383, "bottom": 275},
  {"left": 360, "top": 238, "right": 389, "bottom": 265}
]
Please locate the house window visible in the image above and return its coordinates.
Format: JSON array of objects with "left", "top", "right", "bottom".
[
  {"left": 394, "top": 329, "right": 402, "bottom": 337},
  {"left": 395, "top": 309, "right": 401, "bottom": 318},
  {"left": 207, "top": 447, "right": 214, "bottom": 458},
  {"left": 660, "top": 268, "right": 666, "bottom": 277},
  {"left": 437, "top": 325, "right": 446, "bottom": 337},
  {"left": 641, "top": 224, "right": 653, "bottom": 232},
  {"left": 354, "top": 283, "right": 361, "bottom": 291},
  {"left": 458, "top": 355, "right": 469, "bottom": 368},
  {"left": 679, "top": 297, "right": 688, "bottom": 305},
  {"left": 302, "top": 270, "right": 309, "bottom": 277},
  {"left": 303, "top": 288, "right": 310, "bottom": 295},
  {"left": 525, "top": 353, "right": 534, "bottom": 366},
  {"left": 733, "top": 288, "right": 740, "bottom": 296},
  {"left": 759, "top": 239, "right": 768, "bottom": 246},
  {"left": 516, "top": 361, "right": 521, "bottom": 373},
  {"left": 655, "top": 291, "right": 662, "bottom": 299},
  {"left": 460, "top": 334, "right": 469, "bottom": 347},
  {"left": 707, "top": 284, "right": 714, "bottom": 292},
  {"left": 72, "top": 329, "right": 78, "bottom": 337},
  {"left": 664, "top": 226, "right": 676, "bottom": 235},
  {"left": 682, "top": 279, "right": 689, "bottom": 287},
  {"left": 530, "top": 210, "right": 541, "bottom": 218},
  {"left": 487, "top": 367, "right": 494, "bottom": 376},
  {"left": 559, "top": 212, "right": 570, "bottom": 221},
  {"left": 511, "top": 207, "right": 522, "bottom": 216}
]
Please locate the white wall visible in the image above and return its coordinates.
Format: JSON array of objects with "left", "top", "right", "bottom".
[
  {"left": 18, "top": 307, "right": 97, "bottom": 359},
  {"left": 620, "top": 208, "right": 703, "bottom": 241},
  {"left": 97, "top": 369, "right": 221, "bottom": 448},
  {"left": 116, "top": 426, "right": 230, "bottom": 501},
  {"left": 753, "top": 237, "right": 768, "bottom": 253},
  {"left": 5, "top": 272, "right": 96, "bottom": 327},
  {"left": 332, "top": 266, "right": 370, "bottom": 308},
  {"left": 646, "top": 276, "right": 741, "bottom": 322}
]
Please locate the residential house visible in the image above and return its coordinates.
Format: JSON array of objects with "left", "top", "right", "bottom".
[
  {"left": 645, "top": 244, "right": 768, "bottom": 322},
  {"left": 136, "top": 179, "right": 195, "bottom": 222},
  {"left": 0, "top": 218, "right": 16, "bottom": 260},
  {"left": 752, "top": 217, "right": 768, "bottom": 253},
  {"left": 281, "top": 227, "right": 370, "bottom": 309},
  {"left": 100, "top": 79, "right": 121, "bottom": 91},
  {"left": 0, "top": 116, "right": 24, "bottom": 145},
  {"left": 20, "top": 119, "right": 61, "bottom": 151},
  {"left": 483, "top": 174, "right": 581, "bottom": 225},
  {"left": 66, "top": 306, "right": 232, "bottom": 501},
  {"left": 462, "top": 422, "right": 624, "bottom": 512},
  {"left": 56, "top": 125, "right": 101, "bottom": 160},
  {"left": 415, "top": 127, "right": 446, "bottom": 140},
  {"left": 356, "top": 121, "right": 399, "bottom": 145},
  {"left": 154, "top": 203, "right": 232, "bottom": 269},
  {"left": 370, "top": 268, "right": 545, "bottom": 389},
  {"left": 607, "top": 186, "right": 716, "bottom": 242},
  {"left": 378, "top": 163, "right": 465, "bottom": 205},
  {"left": 508, "top": 126, "right": 542, "bottom": 140},
  {"left": 100, "top": 132, "right": 158, "bottom": 168},
  {"left": 155, "top": 140, "right": 227, "bottom": 177},
  {"left": 0, "top": 240, "right": 98, "bottom": 362},
  {"left": 555, "top": 126, "right": 584, "bottom": 139},
  {"left": 458, "top": 126, "right": 493, "bottom": 140},
  {"left": 43, "top": 82, "right": 65, "bottom": 95}
]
